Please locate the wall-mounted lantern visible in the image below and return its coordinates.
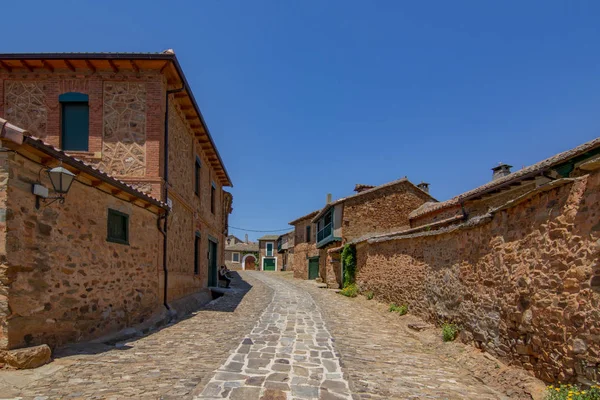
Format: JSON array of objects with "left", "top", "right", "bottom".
[{"left": 33, "top": 165, "right": 76, "bottom": 209}]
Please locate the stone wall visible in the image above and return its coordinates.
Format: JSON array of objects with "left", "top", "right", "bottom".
[
  {"left": 163, "top": 102, "right": 227, "bottom": 301},
  {"left": 99, "top": 81, "right": 147, "bottom": 178},
  {"left": 356, "top": 170, "right": 600, "bottom": 383},
  {"left": 342, "top": 181, "right": 432, "bottom": 242},
  {"left": 3, "top": 81, "right": 48, "bottom": 138},
  {"left": 292, "top": 242, "right": 318, "bottom": 279},
  {"left": 319, "top": 244, "right": 342, "bottom": 288},
  {"left": 0, "top": 152, "right": 162, "bottom": 350}
]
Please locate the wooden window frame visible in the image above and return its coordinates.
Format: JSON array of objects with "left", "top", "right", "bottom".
[
  {"left": 266, "top": 242, "right": 274, "bottom": 257},
  {"left": 59, "top": 92, "right": 90, "bottom": 152},
  {"left": 194, "top": 156, "right": 201, "bottom": 197},
  {"left": 107, "top": 208, "right": 129, "bottom": 245},
  {"left": 232, "top": 252, "right": 240, "bottom": 263},
  {"left": 211, "top": 182, "right": 216, "bottom": 214},
  {"left": 194, "top": 231, "right": 201, "bottom": 275}
]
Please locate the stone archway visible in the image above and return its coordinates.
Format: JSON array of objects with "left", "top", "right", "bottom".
[{"left": 242, "top": 254, "right": 257, "bottom": 271}]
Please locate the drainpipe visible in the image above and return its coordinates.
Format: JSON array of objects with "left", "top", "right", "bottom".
[{"left": 161, "top": 86, "right": 185, "bottom": 310}]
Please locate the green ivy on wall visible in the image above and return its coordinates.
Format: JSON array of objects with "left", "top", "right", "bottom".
[{"left": 342, "top": 244, "right": 356, "bottom": 288}]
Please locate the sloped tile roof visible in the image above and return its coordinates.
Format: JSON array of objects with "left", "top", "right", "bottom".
[
  {"left": 0, "top": 117, "right": 168, "bottom": 210},
  {"left": 409, "top": 136, "right": 600, "bottom": 220}
]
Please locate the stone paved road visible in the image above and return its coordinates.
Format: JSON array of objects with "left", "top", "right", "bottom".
[
  {"left": 194, "top": 272, "right": 351, "bottom": 400},
  {"left": 0, "top": 272, "right": 542, "bottom": 399}
]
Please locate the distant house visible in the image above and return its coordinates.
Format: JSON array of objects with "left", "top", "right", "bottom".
[
  {"left": 288, "top": 210, "right": 319, "bottom": 280},
  {"left": 226, "top": 235, "right": 244, "bottom": 246},
  {"left": 225, "top": 240, "right": 258, "bottom": 271},
  {"left": 257, "top": 235, "right": 283, "bottom": 271},
  {"left": 277, "top": 231, "right": 295, "bottom": 271},
  {"left": 289, "top": 178, "right": 434, "bottom": 287}
]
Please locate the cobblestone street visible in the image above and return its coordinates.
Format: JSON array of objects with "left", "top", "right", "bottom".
[{"left": 0, "top": 272, "right": 543, "bottom": 399}]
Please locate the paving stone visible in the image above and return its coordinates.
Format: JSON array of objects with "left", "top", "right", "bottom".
[
  {"left": 260, "top": 389, "right": 287, "bottom": 400},
  {"left": 229, "top": 387, "right": 261, "bottom": 400}
]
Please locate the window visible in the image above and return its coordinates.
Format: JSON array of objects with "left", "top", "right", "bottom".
[
  {"left": 107, "top": 209, "right": 129, "bottom": 245},
  {"left": 306, "top": 225, "right": 311, "bottom": 243},
  {"left": 59, "top": 92, "right": 89, "bottom": 151},
  {"left": 194, "top": 156, "right": 201, "bottom": 196},
  {"left": 194, "top": 232, "right": 201, "bottom": 275},
  {"left": 266, "top": 242, "right": 273, "bottom": 256},
  {"left": 211, "top": 182, "right": 216, "bottom": 214},
  {"left": 232, "top": 252, "right": 240, "bottom": 263}
]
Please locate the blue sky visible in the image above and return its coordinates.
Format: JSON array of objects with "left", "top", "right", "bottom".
[{"left": 3, "top": 1, "right": 599, "bottom": 240}]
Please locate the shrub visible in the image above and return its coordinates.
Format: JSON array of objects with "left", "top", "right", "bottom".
[
  {"left": 340, "top": 283, "right": 358, "bottom": 297},
  {"left": 545, "top": 384, "right": 600, "bottom": 400},
  {"left": 388, "top": 303, "right": 408, "bottom": 315},
  {"left": 365, "top": 290, "right": 374, "bottom": 300},
  {"left": 442, "top": 323, "right": 459, "bottom": 342}
]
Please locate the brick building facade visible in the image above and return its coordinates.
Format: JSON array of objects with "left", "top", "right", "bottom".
[
  {"left": 257, "top": 235, "right": 283, "bottom": 271},
  {"left": 0, "top": 52, "right": 233, "bottom": 351}
]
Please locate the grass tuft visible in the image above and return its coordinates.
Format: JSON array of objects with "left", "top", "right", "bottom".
[
  {"left": 388, "top": 303, "right": 408, "bottom": 315},
  {"left": 364, "top": 290, "right": 374, "bottom": 300},
  {"left": 442, "top": 323, "right": 459, "bottom": 342}
]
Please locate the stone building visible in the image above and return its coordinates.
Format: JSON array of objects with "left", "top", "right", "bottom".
[
  {"left": 224, "top": 240, "right": 258, "bottom": 271},
  {"left": 288, "top": 211, "right": 319, "bottom": 280},
  {"left": 277, "top": 231, "right": 294, "bottom": 271},
  {"left": 0, "top": 51, "right": 233, "bottom": 351},
  {"left": 353, "top": 137, "right": 600, "bottom": 383},
  {"left": 226, "top": 235, "right": 243, "bottom": 246},
  {"left": 298, "top": 179, "right": 434, "bottom": 287},
  {"left": 0, "top": 118, "right": 167, "bottom": 351},
  {"left": 257, "top": 235, "right": 283, "bottom": 271}
]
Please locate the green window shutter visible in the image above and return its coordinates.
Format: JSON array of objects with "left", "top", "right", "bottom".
[
  {"left": 107, "top": 209, "right": 129, "bottom": 245},
  {"left": 60, "top": 92, "right": 89, "bottom": 151},
  {"left": 266, "top": 243, "right": 273, "bottom": 256}
]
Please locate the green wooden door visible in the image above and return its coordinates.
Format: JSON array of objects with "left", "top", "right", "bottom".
[
  {"left": 308, "top": 257, "right": 319, "bottom": 280},
  {"left": 208, "top": 239, "right": 218, "bottom": 286},
  {"left": 263, "top": 258, "right": 276, "bottom": 271}
]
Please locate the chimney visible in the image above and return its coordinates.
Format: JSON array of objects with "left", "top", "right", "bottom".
[
  {"left": 353, "top": 184, "right": 375, "bottom": 193},
  {"left": 245, "top": 234, "right": 249, "bottom": 243},
  {"left": 417, "top": 182, "right": 430, "bottom": 193},
  {"left": 491, "top": 163, "right": 513, "bottom": 181},
  {"left": 326, "top": 193, "right": 332, "bottom": 204}
]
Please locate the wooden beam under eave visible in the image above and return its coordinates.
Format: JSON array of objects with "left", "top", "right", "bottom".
[
  {"left": 108, "top": 60, "right": 119, "bottom": 73},
  {"left": 186, "top": 115, "right": 199, "bottom": 121},
  {"left": 0, "top": 60, "right": 12, "bottom": 72},
  {"left": 144, "top": 203, "right": 152, "bottom": 209},
  {"left": 64, "top": 60, "right": 76, "bottom": 72},
  {"left": 130, "top": 60, "right": 140, "bottom": 73},
  {"left": 40, "top": 157, "right": 53, "bottom": 166},
  {"left": 159, "top": 61, "right": 170, "bottom": 73},
  {"left": 41, "top": 60, "right": 54, "bottom": 72},
  {"left": 91, "top": 180, "right": 102, "bottom": 187},
  {"left": 180, "top": 105, "right": 193, "bottom": 111},
  {"left": 19, "top": 60, "right": 33, "bottom": 72},
  {"left": 85, "top": 60, "right": 97, "bottom": 73},
  {"left": 111, "top": 189, "right": 122, "bottom": 196},
  {"left": 174, "top": 92, "right": 187, "bottom": 98}
]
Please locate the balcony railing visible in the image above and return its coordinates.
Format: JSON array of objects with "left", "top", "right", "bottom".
[{"left": 316, "top": 223, "right": 332, "bottom": 244}]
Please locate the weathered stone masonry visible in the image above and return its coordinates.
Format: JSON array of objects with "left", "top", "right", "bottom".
[
  {"left": 356, "top": 169, "right": 600, "bottom": 383},
  {"left": 0, "top": 149, "right": 163, "bottom": 350}
]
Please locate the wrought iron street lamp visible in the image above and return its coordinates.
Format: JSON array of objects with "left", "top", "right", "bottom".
[{"left": 33, "top": 164, "right": 76, "bottom": 209}]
